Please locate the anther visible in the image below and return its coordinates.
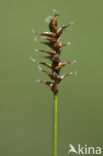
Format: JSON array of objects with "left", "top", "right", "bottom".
[
  {"left": 52, "top": 9, "right": 60, "bottom": 15},
  {"left": 71, "top": 60, "right": 77, "bottom": 64},
  {"left": 45, "top": 16, "right": 52, "bottom": 23},
  {"left": 69, "top": 21, "right": 75, "bottom": 25},
  {"left": 74, "top": 71, "right": 78, "bottom": 76},
  {"left": 29, "top": 56, "right": 36, "bottom": 62},
  {"left": 38, "top": 65, "right": 42, "bottom": 71},
  {"left": 35, "top": 79, "right": 40, "bottom": 82},
  {"left": 33, "top": 37, "right": 38, "bottom": 41},
  {"left": 53, "top": 9, "right": 57, "bottom": 13},
  {"left": 67, "top": 42, "right": 71, "bottom": 46},
  {"left": 34, "top": 49, "right": 39, "bottom": 52},
  {"left": 32, "top": 29, "right": 37, "bottom": 34},
  {"left": 69, "top": 72, "right": 73, "bottom": 75}
]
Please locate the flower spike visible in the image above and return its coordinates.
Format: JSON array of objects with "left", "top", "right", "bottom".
[{"left": 32, "top": 12, "right": 76, "bottom": 94}]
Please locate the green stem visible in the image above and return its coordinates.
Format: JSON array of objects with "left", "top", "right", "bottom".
[{"left": 53, "top": 94, "right": 58, "bottom": 156}]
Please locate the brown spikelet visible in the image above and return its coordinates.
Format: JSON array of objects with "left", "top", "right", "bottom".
[{"left": 32, "top": 12, "right": 76, "bottom": 95}]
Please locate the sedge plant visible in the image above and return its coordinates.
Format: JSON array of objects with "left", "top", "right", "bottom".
[{"left": 31, "top": 10, "right": 77, "bottom": 156}]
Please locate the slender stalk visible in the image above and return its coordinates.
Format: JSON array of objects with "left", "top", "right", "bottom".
[{"left": 53, "top": 94, "right": 58, "bottom": 156}]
